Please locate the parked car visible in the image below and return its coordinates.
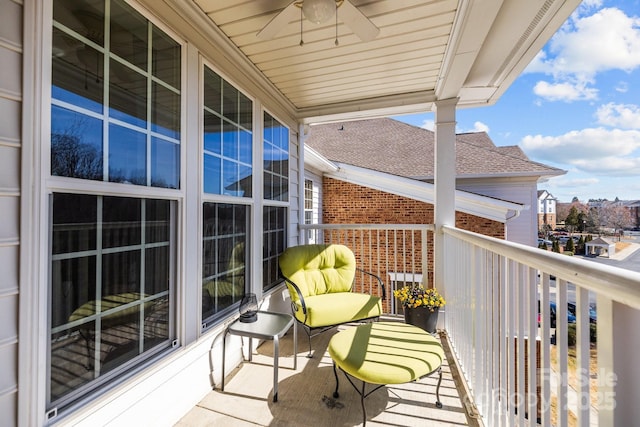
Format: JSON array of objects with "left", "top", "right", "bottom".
[
  {"left": 567, "top": 302, "right": 597, "bottom": 324},
  {"left": 538, "top": 301, "right": 576, "bottom": 328},
  {"left": 538, "top": 238, "right": 552, "bottom": 246},
  {"left": 558, "top": 235, "right": 580, "bottom": 244}
]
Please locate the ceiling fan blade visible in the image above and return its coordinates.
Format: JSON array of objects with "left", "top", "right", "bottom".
[
  {"left": 257, "top": 2, "right": 300, "bottom": 40},
  {"left": 340, "top": 0, "right": 379, "bottom": 41}
]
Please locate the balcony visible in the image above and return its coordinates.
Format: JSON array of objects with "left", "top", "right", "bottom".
[{"left": 179, "top": 223, "right": 640, "bottom": 426}]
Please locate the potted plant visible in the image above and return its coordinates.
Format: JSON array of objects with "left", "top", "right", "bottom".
[{"left": 393, "top": 284, "right": 445, "bottom": 333}]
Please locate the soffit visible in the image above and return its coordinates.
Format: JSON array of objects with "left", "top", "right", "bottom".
[{"left": 188, "top": 0, "right": 580, "bottom": 123}]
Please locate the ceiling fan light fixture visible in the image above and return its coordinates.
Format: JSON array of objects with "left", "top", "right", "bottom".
[{"left": 302, "top": 0, "right": 335, "bottom": 24}]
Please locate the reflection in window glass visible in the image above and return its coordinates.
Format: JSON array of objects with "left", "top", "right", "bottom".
[
  {"left": 110, "top": 0, "right": 148, "bottom": 70},
  {"left": 52, "top": 193, "right": 98, "bottom": 254},
  {"left": 203, "top": 68, "right": 221, "bottom": 113},
  {"left": 52, "top": 28, "right": 103, "bottom": 113},
  {"left": 102, "top": 196, "right": 141, "bottom": 248},
  {"left": 49, "top": 193, "right": 174, "bottom": 407},
  {"left": 263, "top": 206, "right": 286, "bottom": 292},
  {"left": 109, "top": 61, "right": 148, "bottom": 128},
  {"left": 51, "top": 106, "right": 103, "bottom": 180},
  {"left": 53, "top": 0, "right": 105, "bottom": 46},
  {"left": 263, "top": 112, "right": 289, "bottom": 201},
  {"left": 223, "top": 122, "right": 238, "bottom": 160},
  {"left": 203, "top": 155, "right": 222, "bottom": 194},
  {"left": 109, "top": 124, "right": 147, "bottom": 185},
  {"left": 151, "top": 137, "right": 180, "bottom": 189},
  {"left": 152, "top": 82, "right": 180, "bottom": 139},
  {"left": 202, "top": 203, "right": 248, "bottom": 323},
  {"left": 222, "top": 80, "right": 238, "bottom": 123},
  {"left": 203, "top": 66, "right": 252, "bottom": 197},
  {"left": 204, "top": 112, "right": 222, "bottom": 155},
  {"left": 223, "top": 160, "right": 241, "bottom": 197},
  {"left": 52, "top": 0, "right": 180, "bottom": 189},
  {"left": 152, "top": 26, "right": 181, "bottom": 89}
]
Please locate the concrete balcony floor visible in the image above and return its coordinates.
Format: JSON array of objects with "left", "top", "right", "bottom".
[{"left": 176, "top": 318, "right": 477, "bottom": 426}]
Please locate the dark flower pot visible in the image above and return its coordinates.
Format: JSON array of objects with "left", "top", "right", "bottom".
[{"left": 404, "top": 308, "right": 439, "bottom": 334}]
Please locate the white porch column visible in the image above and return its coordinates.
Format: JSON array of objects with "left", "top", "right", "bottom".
[
  {"left": 297, "top": 123, "right": 307, "bottom": 245},
  {"left": 433, "top": 98, "right": 458, "bottom": 297}
]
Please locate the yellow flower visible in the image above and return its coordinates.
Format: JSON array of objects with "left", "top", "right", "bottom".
[{"left": 394, "top": 285, "right": 445, "bottom": 309}]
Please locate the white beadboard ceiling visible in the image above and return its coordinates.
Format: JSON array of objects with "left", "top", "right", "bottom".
[{"left": 187, "top": 0, "right": 580, "bottom": 123}]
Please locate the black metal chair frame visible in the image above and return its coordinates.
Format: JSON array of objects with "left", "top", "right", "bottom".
[
  {"left": 282, "top": 267, "right": 386, "bottom": 357},
  {"left": 331, "top": 362, "right": 443, "bottom": 426}
]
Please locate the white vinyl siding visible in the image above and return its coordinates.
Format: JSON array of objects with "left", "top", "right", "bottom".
[
  {"left": 0, "top": 0, "right": 22, "bottom": 425},
  {"left": 458, "top": 179, "right": 539, "bottom": 246}
]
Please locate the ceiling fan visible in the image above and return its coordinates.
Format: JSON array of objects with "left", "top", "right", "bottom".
[{"left": 257, "top": 0, "right": 379, "bottom": 43}]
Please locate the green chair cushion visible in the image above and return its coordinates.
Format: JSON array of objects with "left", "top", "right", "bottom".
[
  {"left": 279, "top": 244, "right": 356, "bottom": 300},
  {"left": 293, "top": 292, "right": 382, "bottom": 328},
  {"left": 69, "top": 292, "right": 154, "bottom": 329},
  {"left": 203, "top": 278, "right": 244, "bottom": 299},
  {"left": 328, "top": 322, "right": 444, "bottom": 385}
]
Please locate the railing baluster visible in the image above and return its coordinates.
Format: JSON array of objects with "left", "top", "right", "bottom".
[
  {"left": 576, "top": 287, "right": 590, "bottom": 427},
  {"left": 557, "top": 279, "right": 569, "bottom": 427}
]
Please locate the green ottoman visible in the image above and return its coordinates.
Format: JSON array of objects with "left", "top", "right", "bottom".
[{"left": 328, "top": 322, "right": 444, "bottom": 426}]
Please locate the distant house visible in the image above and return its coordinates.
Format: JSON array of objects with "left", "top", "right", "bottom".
[
  {"left": 538, "top": 190, "right": 558, "bottom": 231},
  {"left": 586, "top": 237, "right": 616, "bottom": 257},
  {"left": 304, "top": 118, "right": 565, "bottom": 246}
]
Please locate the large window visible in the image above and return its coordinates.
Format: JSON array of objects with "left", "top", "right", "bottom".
[
  {"left": 262, "top": 112, "right": 288, "bottom": 291},
  {"left": 48, "top": 0, "right": 180, "bottom": 413},
  {"left": 49, "top": 194, "right": 175, "bottom": 408},
  {"left": 51, "top": 0, "right": 181, "bottom": 188},
  {"left": 202, "top": 66, "right": 252, "bottom": 324}
]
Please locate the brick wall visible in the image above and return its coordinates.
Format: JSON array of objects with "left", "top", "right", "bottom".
[{"left": 322, "top": 178, "right": 505, "bottom": 311}]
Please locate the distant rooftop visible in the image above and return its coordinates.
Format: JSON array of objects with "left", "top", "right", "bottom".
[{"left": 306, "top": 118, "right": 565, "bottom": 180}]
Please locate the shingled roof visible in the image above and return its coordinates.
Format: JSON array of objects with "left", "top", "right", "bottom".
[{"left": 305, "top": 118, "right": 564, "bottom": 180}]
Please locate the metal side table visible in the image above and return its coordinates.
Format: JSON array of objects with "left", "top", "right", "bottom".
[{"left": 221, "top": 311, "right": 297, "bottom": 402}]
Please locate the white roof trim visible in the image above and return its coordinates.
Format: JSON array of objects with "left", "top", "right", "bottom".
[
  {"left": 325, "top": 162, "right": 524, "bottom": 223},
  {"left": 304, "top": 145, "right": 339, "bottom": 173}
]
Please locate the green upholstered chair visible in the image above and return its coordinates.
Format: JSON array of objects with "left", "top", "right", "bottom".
[{"left": 278, "top": 244, "right": 385, "bottom": 357}]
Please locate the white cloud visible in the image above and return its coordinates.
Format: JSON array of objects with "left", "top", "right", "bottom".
[
  {"left": 456, "top": 121, "right": 490, "bottom": 134},
  {"left": 521, "top": 127, "right": 640, "bottom": 175},
  {"left": 533, "top": 80, "right": 598, "bottom": 102},
  {"left": 615, "top": 81, "right": 629, "bottom": 93},
  {"left": 552, "top": 177, "right": 600, "bottom": 187},
  {"left": 420, "top": 119, "right": 435, "bottom": 131},
  {"left": 471, "top": 121, "right": 489, "bottom": 133},
  {"left": 421, "top": 119, "right": 489, "bottom": 134},
  {"left": 572, "top": 156, "right": 640, "bottom": 175},
  {"left": 596, "top": 103, "right": 640, "bottom": 129},
  {"left": 525, "top": 7, "right": 640, "bottom": 102},
  {"left": 544, "top": 8, "right": 640, "bottom": 78}
]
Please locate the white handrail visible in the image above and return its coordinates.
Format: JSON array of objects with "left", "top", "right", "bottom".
[{"left": 443, "top": 225, "right": 640, "bottom": 309}]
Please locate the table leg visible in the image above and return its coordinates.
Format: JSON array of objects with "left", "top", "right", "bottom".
[
  {"left": 293, "top": 321, "right": 297, "bottom": 370},
  {"left": 332, "top": 361, "right": 340, "bottom": 398},
  {"left": 221, "top": 330, "right": 228, "bottom": 391},
  {"left": 435, "top": 367, "right": 443, "bottom": 408},
  {"left": 273, "top": 334, "right": 279, "bottom": 402}
]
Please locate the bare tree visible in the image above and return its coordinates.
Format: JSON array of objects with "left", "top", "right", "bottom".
[{"left": 599, "top": 204, "right": 632, "bottom": 239}]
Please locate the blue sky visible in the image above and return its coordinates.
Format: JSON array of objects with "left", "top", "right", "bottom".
[{"left": 395, "top": 0, "right": 640, "bottom": 203}]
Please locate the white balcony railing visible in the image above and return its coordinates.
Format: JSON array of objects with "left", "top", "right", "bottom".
[
  {"left": 300, "top": 223, "right": 433, "bottom": 314},
  {"left": 301, "top": 223, "right": 640, "bottom": 426}
]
